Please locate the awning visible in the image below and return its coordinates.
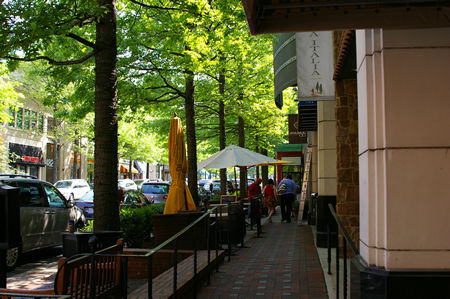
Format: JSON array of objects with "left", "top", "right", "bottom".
[
  {"left": 241, "top": 0, "right": 450, "bottom": 35},
  {"left": 119, "top": 163, "right": 139, "bottom": 174}
]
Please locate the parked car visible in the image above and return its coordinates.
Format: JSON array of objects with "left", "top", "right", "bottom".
[
  {"left": 141, "top": 182, "right": 170, "bottom": 204},
  {"left": 0, "top": 174, "right": 86, "bottom": 270},
  {"left": 118, "top": 179, "right": 138, "bottom": 191},
  {"left": 212, "top": 179, "right": 235, "bottom": 194},
  {"left": 54, "top": 179, "right": 91, "bottom": 201},
  {"left": 75, "top": 189, "right": 151, "bottom": 221},
  {"left": 134, "top": 179, "right": 161, "bottom": 190}
]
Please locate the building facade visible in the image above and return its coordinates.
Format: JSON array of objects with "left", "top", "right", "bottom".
[{"left": 242, "top": 1, "right": 450, "bottom": 297}]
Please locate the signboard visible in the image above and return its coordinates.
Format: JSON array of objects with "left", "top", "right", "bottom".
[
  {"left": 296, "top": 31, "right": 335, "bottom": 101},
  {"left": 288, "top": 114, "right": 307, "bottom": 144},
  {"left": 9, "top": 143, "right": 44, "bottom": 166}
]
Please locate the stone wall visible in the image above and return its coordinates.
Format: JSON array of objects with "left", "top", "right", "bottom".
[{"left": 335, "top": 79, "right": 359, "bottom": 250}]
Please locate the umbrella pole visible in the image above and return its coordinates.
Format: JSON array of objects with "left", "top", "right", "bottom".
[{"left": 234, "top": 167, "right": 238, "bottom": 200}]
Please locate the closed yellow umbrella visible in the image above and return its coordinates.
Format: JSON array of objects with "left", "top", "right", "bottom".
[{"left": 163, "top": 114, "right": 196, "bottom": 214}]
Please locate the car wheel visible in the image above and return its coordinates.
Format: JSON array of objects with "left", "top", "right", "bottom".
[
  {"left": 69, "top": 193, "right": 74, "bottom": 201},
  {"left": 6, "top": 246, "right": 20, "bottom": 271}
]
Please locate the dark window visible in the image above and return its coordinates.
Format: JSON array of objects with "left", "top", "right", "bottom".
[
  {"left": 8, "top": 107, "right": 15, "bottom": 127},
  {"left": 38, "top": 115, "right": 44, "bottom": 133},
  {"left": 3, "top": 181, "right": 44, "bottom": 207},
  {"left": 16, "top": 108, "right": 23, "bottom": 128},
  {"left": 31, "top": 111, "right": 37, "bottom": 130},
  {"left": 24, "top": 109, "right": 30, "bottom": 130},
  {"left": 43, "top": 184, "right": 66, "bottom": 208}
]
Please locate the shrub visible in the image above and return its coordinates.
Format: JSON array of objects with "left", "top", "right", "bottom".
[
  {"left": 120, "top": 203, "right": 165, "bottom": 247},
  {"left": 78, "top": 203, "right": 165, "bottom": 248}
]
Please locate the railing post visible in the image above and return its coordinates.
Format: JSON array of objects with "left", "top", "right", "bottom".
[
  {"left": 336, "top": 232, "right": 340, "bottom": 299},
  {"left": 88, "top": 236, "right": 98, "bottom": 299},
  {"left": 207, "top": 210, "right": 211, "bottom": 285},
  {"left": 122, "top": 256, "right": 128, "bottom": 298},
  {"left": 327, "top": 223, "right": 332, "bottom": 275},
  {"left": 214, "top": 212, "right": 219, "bottom": 272},
  {"left": 344, "top": 239, "right": 348, "bottom": 299},
  {"left": 148, "top": 253, "right": 153, "bottom": 298},
  {"left": 194, "top": 221, "right": 198, "bottom": 299},
  {"left": 173, "top": 238, "right": 178, "bottom": 298}
]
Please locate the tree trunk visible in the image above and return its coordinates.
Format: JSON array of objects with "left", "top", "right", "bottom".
[
  {"left": 238, "top": 111, "right": 247, "bottom": 200},
  {"left": 72, "top": 136, "right": 78, "bottom": 179},
  {"left": 128, "top": 159, "right": 132, "bottom": 179},
  {"left": 94, "top": 0, "right": 119, "bottom": 231},
  {"left": 255, "top": 142, "right": 260, "bottom": 179},
  {"left": 52, "top": 108, "right": 58, "bottom": 183},
  {"left": 185, "top": 70, "right": 198, "bottom": 204},
  {"left": 218, "top": 68, "right": 227, "bottom": 195},
  {"left": 261, "top": 148, "right": 269, "bottom": 185}
]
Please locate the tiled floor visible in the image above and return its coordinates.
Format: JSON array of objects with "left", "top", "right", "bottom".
[{"left": 197, "top": 211, "right": 329, "bottom": 298}]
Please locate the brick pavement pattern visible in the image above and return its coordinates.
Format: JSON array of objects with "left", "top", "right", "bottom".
[{"left": 197, "top": 215, "right": 329, "bottom": 299}]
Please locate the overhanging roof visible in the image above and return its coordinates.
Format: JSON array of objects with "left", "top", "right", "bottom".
[{"left": 241, "top": 0, "right": 450, "bottom": 35}]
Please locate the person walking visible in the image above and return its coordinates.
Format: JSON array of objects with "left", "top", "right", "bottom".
[
  {"left": 278, "top": 174, "right": 296, "bottom": 223},
  {"left": 247, "top": 178, "right": 262, "bottom": 223},
  {"left": 262, "top": 179, "right": 278, "bottom": 223}
]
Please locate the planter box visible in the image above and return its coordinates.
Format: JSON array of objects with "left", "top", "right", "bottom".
[
  {"left": 62, "top": 231, "right": 123, "bottom": 258},
  {"left": 152, "top": 211, "right": 214, "bottom": 250}
]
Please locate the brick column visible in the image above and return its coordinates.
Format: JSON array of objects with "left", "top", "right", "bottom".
[{"left": 335, "top": 79, "right": 359, "bottom": 250}]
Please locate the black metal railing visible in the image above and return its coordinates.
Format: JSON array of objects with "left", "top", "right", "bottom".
[
  {"left": 62, "top": 207, "right": 221, "bottom": 298},
  {"left": 140, "top": 206, "right": 220, "bottom": 298},
  {"left": 327, "top": 203, "right": 360, "bottom": 299}
]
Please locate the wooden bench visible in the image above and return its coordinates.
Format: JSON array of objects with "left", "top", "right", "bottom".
[{"left": 0, "top": 239, "right": 124, "bottom": 299}]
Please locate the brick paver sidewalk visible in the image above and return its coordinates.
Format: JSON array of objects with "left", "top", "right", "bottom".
[{"left": 197, "top": 213, "right": 329, "bottom": 299}]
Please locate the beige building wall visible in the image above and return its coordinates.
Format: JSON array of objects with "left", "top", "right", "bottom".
[
  {"left": 357, "top": 28, "right": 450, "bottom": 270},
  {"left": 317, "top": 101, "right": 337, "bottom": 196}
]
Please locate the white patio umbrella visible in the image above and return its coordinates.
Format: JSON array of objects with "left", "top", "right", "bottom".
[
  {"left": 198, "top": 145, "right": 278, "bottom": 199},
  {"left": 198, "top": 145, "right": 277, "bottom": 169}
]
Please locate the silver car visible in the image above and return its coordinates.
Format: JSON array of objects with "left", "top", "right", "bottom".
[
  {"left": 141, "top": 182, "right": 170, "bottom": 204},
  {"left": 0, "top": 174, "right": 85, "bottom": 270}
]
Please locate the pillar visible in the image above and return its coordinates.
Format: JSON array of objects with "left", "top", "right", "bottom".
[{"left": 356, "top": 27, "right": 450, "bottom": 297}]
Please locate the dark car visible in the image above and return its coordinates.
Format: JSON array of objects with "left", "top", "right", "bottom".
[
  {"left": 75, "top": 189, "right": 150, "bottom": 220},
  {"left": 141, "top": 182, "right": 170, "bottom": 204},
  {"left": 0, "top": 174, "right": 86, "bottom": 270}
]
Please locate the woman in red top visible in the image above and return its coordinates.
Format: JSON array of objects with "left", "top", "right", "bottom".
[{"left": 263, "top": 179, "right": 278, "bottom": 223}]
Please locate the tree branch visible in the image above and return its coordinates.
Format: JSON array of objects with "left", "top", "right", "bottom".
[
  {"left": 66, "top": 33, "right": 95, "bottom": 48},
  {"left": 4, "top": 51, "right": 95, "bottom": 66}
]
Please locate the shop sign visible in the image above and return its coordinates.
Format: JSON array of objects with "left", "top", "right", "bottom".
[
  {"left": 296, "top": 31, "right": 335, "bottom": 101},
  {"left": 288, "top": 114, "right": 307, "bottom": 144},
  {"left": 9, "top": 142, "right": 44, "bottom": 166}
]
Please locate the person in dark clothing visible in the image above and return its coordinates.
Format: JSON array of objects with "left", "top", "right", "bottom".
[
  {"left": 247, "top": 178, "right": 262, "bottom": 222},
  {"left": 278, "top": 174, "right": 297, "bottom": 223}
]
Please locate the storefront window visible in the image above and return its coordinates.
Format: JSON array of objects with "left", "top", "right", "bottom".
[
  {"left": 16, "top": 107, "right": 23, "bottom": 128},
  {"left": 24, "top": 109, "right": 30, "bottom": 130},
  {"left": 31, "top": 111, "right": 37, "bottom": 130},
  {"left": 8, "top": 107, "right": 15, "bottom": 127}
]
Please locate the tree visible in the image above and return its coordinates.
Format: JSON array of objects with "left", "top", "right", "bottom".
[{"left": 1, "top": 0, "right": 120, "bottom": 230}]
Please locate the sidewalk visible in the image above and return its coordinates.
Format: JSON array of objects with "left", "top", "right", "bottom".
[{"left": 197, "top": 210, "right": 329, "bottom": 298}]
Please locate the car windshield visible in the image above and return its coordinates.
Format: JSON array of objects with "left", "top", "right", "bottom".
[
  {"left": 55, "top": 181, "right": 73, "bottom": 188},
  {"left": 79, "top": 190, "right": 94, "bottom": 202},
  {"left": 141, "top": 184, "right": 169, "bottom": 194}
]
